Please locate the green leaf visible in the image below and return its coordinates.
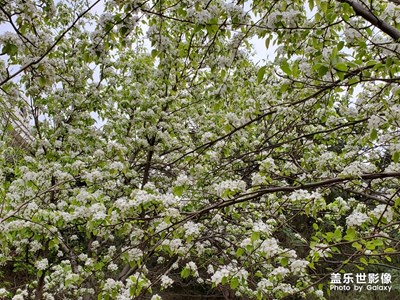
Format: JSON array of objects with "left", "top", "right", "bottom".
[
  {"left": 335, "top": 62, "right": 348, "bottom": 72},
  {"left": 344, "top": 227, "right": 356, "bottom": 241},
  {"left": 333, "top": 228, "right": 342, "bottom": 241},
  {"left": 206, "top": 24, "right": 218, "bottom": 35},
  {"left": 352, "top": 242, "right": 362, "bottom": 250},
  {"left": 309, "top": 0, "right": 314, "bottom": 11},
  {"left": 257, "top": 66, "right": 266, "bottom": 84},
  {"left": 280, "top": 60, "right": 291, "bottom": 75},
  {"left": 39, "top": 77, "right": 47, "bottom": 87},
  {"left": 392, "top": 152, "right": 399, "bottom": 163},
  {"left": 230, "top": 277, "right": 239, "bottom": 289},
  {"left": 331, "top": 47, "right": 338, "bottom": 62},
  {"left": 366, "top": 60, "right": 378, "bottom": 67},
  {"left": 119, "top": 26, "right": 129, "bottom": 36},
  {"left": 83, "top": 51, "right": 91, "bottom": 62},
  {"left": 331, "top": 247, "right": 340, "bottom": 253},
  {"left": 395, "top": 198, "right": 400, "bottom": 208},
  {"left": 386, "top": 57, "right": 393, "bottom": 69},
  {"left": 280, "top": 257, "right": 289, "bottom": 266},
  {"left": 236, "top": 248, "right": 245, "bottom": 257},
  {"left": 265, "top": 37, "right": 271, "bottom": 49},
  {"left": 172, "top": 185, "right": 184, "bottom": 197},
  {"left": 360, "top": 257, "right": 368, "bottom": 265},
  {"left": 49, "top": 238, "right": 58, "bottom": 249},
  {"left": 337, "top": 41, "right": 344, "bottom": 51},
  {"left": 251, "top": 231, "right": 260, "bottom": 242},
  {"left": 321, "top": 1, "right": 328, "bottom": 13},
  {"left": 312, "top": 63, "right": 329, "bottom": 77},
  {"left": 370, "top": 128, "right": 378, "bottom": 140},
  {"left": 365, "top": 239, "right": 383, "bottom": 250},
  {"left": 2, "top": 43, "right": 18, "bottom": 56},
  {"left": 365, "top": 242, "right": 375, "bottom": 250},
  {"left": 181, "top": 267, "right": 190, "bottom": 279},
  {"left": 384, "top": 247, "right": 396, "bottom": 253}
]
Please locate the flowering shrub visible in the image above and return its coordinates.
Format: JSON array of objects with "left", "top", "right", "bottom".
[{"left": 0, "top": 0, "right": 399, "bottom": 299}]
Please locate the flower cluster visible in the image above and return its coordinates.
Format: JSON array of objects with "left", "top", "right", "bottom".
[{"left": 346, "top": 212, "right": 370, "bottom": 227}]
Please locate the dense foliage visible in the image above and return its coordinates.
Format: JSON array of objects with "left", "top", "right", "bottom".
[{"left": 0, "top": 0, "right": 400, "bottom": 299}]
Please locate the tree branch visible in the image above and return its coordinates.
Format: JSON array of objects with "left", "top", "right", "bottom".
[
  {"left": 188, "top": 172, "right": 400, "bottom": 217},
  {"left": 338, "top": 0, "right": 400, "bottom": 41},
  {"left": 0, "top": 0, "right": 101, "bottom": 87}
]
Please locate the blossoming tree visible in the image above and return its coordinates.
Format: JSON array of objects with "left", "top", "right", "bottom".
[{"left": 0, "top": 0, "right": 399, "bottom": 299}]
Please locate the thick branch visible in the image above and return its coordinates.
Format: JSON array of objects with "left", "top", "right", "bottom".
[
  {"left": 0, "top": 6, "right": 36, "bottom": 48},
  {"left": 35, "top": 270, "right": 46, "bottom": 300},
  {"left": 338, "top": 0, "right": 400, "bottom": 41},
  {"left": 189, "top": 172, "right": 400, "bottom": 217}
]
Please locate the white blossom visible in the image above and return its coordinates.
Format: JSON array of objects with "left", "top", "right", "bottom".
[
  {"left": 290, "top": 260, "right": 308, "bottom": 274},
  {"left": 108, "top": 263, "right": 118, "bottom": 271},
  {"left": 160, "top": 275, "right": 174, "bottom": 288},
  {"left": 0, "top": 288, "right": 8, "bottom": 297},
  {"left": 368, "top": 115, "right": 385, "bottom": 130},
  {"left": 315, "top": 289, "right": 324, "bottom": 298},
  {"left": 258, "top": 278, "right": 274, "bottom": 289},
  {"left": 259, "top": 238, "right": 280, "bottom": 258},
  {"left": 346, "top": 212, "right": 369, "bottom": 227},
  {"left": 35, "top": 258, "right": 48, "bottom": 270},
  {"left": 271, "top": 267, "right": 289, "bottom": 277},
  {"left": 207, "top": 264, "right": 214, "bottom": 274},
  {"left": 183, "top": 221, "right": 200, "bottom": 236},
  {"left": 214, "top": 180, "right": 246, "bottom": 197},
  {"left": 186, "top": 261, "right": 199, "bottom": 277},
  {"left": 371, "top": 205, "right": 393, "bottom": 222}
]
